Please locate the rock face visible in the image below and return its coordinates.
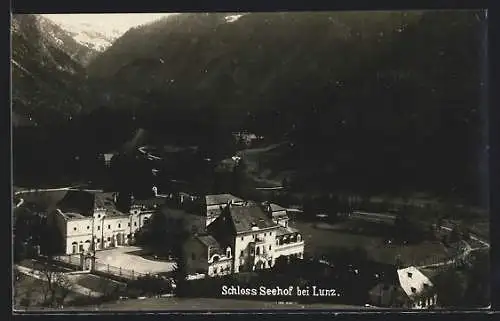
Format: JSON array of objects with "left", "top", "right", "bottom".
[{"left": 11, "top": 14, "right": 92, "bottom": 126}]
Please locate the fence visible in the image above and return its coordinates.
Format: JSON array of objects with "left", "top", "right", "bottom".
[
  {"left": 94, "top": 261, "right": 148, "bottom": 281},
  {"left": 52, "top": 255, "right": 151, "bottom": 281}
]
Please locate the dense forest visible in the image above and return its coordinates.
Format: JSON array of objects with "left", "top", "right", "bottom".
[{"left": 11, "top": 11, "right": 488, "bottom": 206}]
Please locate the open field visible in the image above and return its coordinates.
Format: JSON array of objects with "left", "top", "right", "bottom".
[
  {"left": 236, "top": 142, "right": 291, "bottom": 187},
  {"left": 290, "top": 220, "right": 449, "bottom": 267},
  {"left": 22, "top": 297, "right": 371, "bottom": 311}
]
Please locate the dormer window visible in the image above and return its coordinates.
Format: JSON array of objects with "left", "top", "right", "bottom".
[
  {"left": 407, "top": 272, "right": 413, "bottom": 278},
  {"left": 411, "top": 287, "right": 417, "bottom": 293}
]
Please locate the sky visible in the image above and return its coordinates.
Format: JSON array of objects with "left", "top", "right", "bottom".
[{"left": 41, "top": 13, "right": 176, "bottom": 35}]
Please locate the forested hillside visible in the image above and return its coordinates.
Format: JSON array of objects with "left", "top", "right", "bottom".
[{"left": 11, "top": 11, "right": 488, "bottom": 205}]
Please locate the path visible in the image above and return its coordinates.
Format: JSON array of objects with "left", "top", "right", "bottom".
[
  {"left": 14, "top": 186, "right": 104, "bottom": 197},
  {"left": 15, "top": 265, "right": 102, "bottom": 298}
]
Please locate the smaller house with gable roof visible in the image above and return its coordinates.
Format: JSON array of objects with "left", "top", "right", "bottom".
[{"left": 183, "top": 234, "right": 233, "bottom": 277}]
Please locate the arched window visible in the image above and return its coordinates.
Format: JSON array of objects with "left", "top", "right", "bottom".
[
  {"left": 212, "top": 255, "right": 220, "bottom": 262},
  {"left": 297, "top": 234, "right": 301, "bottom": 242},
  {"left": 226, "top": 247, "right": 232, "bottom": 258}
]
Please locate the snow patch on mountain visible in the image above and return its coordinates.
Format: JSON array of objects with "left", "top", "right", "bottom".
[
  {"left": 225, "top": 14, "right": 246, "bottom": 23},
  {"left": 41, "top": 14, "right": 175, "bottom": 52}
]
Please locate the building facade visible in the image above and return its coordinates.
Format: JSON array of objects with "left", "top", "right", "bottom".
[
  {"left": 197, "top": 202, "right": 305, "bottom": 275},
  {"left": 49, "top": 190, "right": 158, "bottom": 255},
  {"left": 183, "top": 234, "right": 233, "bottom": 277},
  {"left": 396, "top": 266, "right": 438, "bottom": 309}
]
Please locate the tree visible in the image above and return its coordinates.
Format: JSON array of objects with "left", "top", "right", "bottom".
[
  {"left": 462, "top": 251, "right": 490, "bottom": 307},
  {"left": 448, "top": 225, "right": 463, "bottom": 244},
  {"left": 34, "top": 259, "right": 74, "bottom": 307},
  {"left": 116, "top": 191, "right": 133, "bottom": 214},
  {"left": 172, "top": 252, "right": 188, "bottom": 297},
  {"left": 433, "top": 269, "right": 468, "bottom": 307}
]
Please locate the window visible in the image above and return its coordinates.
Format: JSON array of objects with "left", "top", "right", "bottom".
[
  {"left": 79, "top": 244, "right": 84, "bottom": 252},
  {"left": 87, "top": 226, "right": 90, "bottom": 230},
  {"left": 97, "top": 226, "right": 100, "bottom": 230},
  {"left": 423, "top": 283, "right": 429, "bottom": 288},
  {"left": 107, "top": 237, "right": 111, "bottom": 241},
  {"left": 411, "top": 287, "right": 416, "bottom": 293},
  {"left": 407, "top": 272, "right": 413, "bottom": 278},
  {"left": 276, "top": 239, "right": 279, "bottom": 246},
  {"left": 240, "top": 250, "right": 244, "bottom": 257},
  {"left": 73, "top": 227, "right": 77, "bottom": 231},
  {"left": 134, "top": 222, "right": 137, "bottom": 227},
  {"left": 128, "top": 223, "right": 130, "bottom": 227},
  {"left": 191, "top": 253, "right": 196, "bottom": 260},
  {"left": 241, "top": 237, "right": 244, "bottom": 241},
  {"left": 98, "top": 214, "right": 101, "bottom": 218},
  {"left": 108, "top": 225, "right": 111, "bottom": 229},
  {"left": 118, "top": 223, "right": 121, "bottom": 228},
  {"left": 127, "top": 234, "right": 131, "bottom": 239},
  {"left": 269, "top": 245, "right": 272, "bottom": 251},
  {"left": 269, "top": 232, "right": 272, "bottom": 236},
  {"left": 256, "top": 247, "right": 260, "bottom": 255},
  {"left": 97, "top": 238, "right": 100, "bottom": 243}
]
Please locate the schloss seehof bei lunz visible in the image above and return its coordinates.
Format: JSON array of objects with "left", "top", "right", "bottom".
[{"left": 221, "top": 285, "right": 340, "bottom": 297}]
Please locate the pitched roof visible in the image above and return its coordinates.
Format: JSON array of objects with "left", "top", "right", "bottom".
[
  {"left": 133, "top": 197, "right": 165, "bottom": 209},
  {"left": 269, "top": 203, "right": 287, "bottom": 212},
  {"left": 196, "top": 235, "right": 224, "bottom": 257},
  {"left": 57, "top": 190, "right": 95, "bottom": 217},
  {"left": 397, "top": 266, "right": 434, "bottom": 298},
  {"left": 276, "top": 226, "right": 300, "bottom": 236},
  {"left": 205, "top": 194, "right": 243, "bottom": 206},
  {"left": 58, "top": 190, "right": 126, "bottom": 217},
  {"left": 227, "top": 205, "right": 277, "bottom": 233}
]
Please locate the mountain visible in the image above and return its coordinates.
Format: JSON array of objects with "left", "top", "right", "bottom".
[
  {"left": 40, "top": 15, "right": 122, "bottom": 53},
  {"left": 84, "top": 11, "right": 487, "bottom": 201},
  {"left": 12, "top": 11, "right": 488, "bottom": 204},
  {"left": 11, "top": 14, "right": 95, "bottom": 126}
]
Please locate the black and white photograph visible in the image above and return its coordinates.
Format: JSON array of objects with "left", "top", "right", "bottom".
[{"left": 11, "top": 11, "right": 490, "bottom": 312}]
